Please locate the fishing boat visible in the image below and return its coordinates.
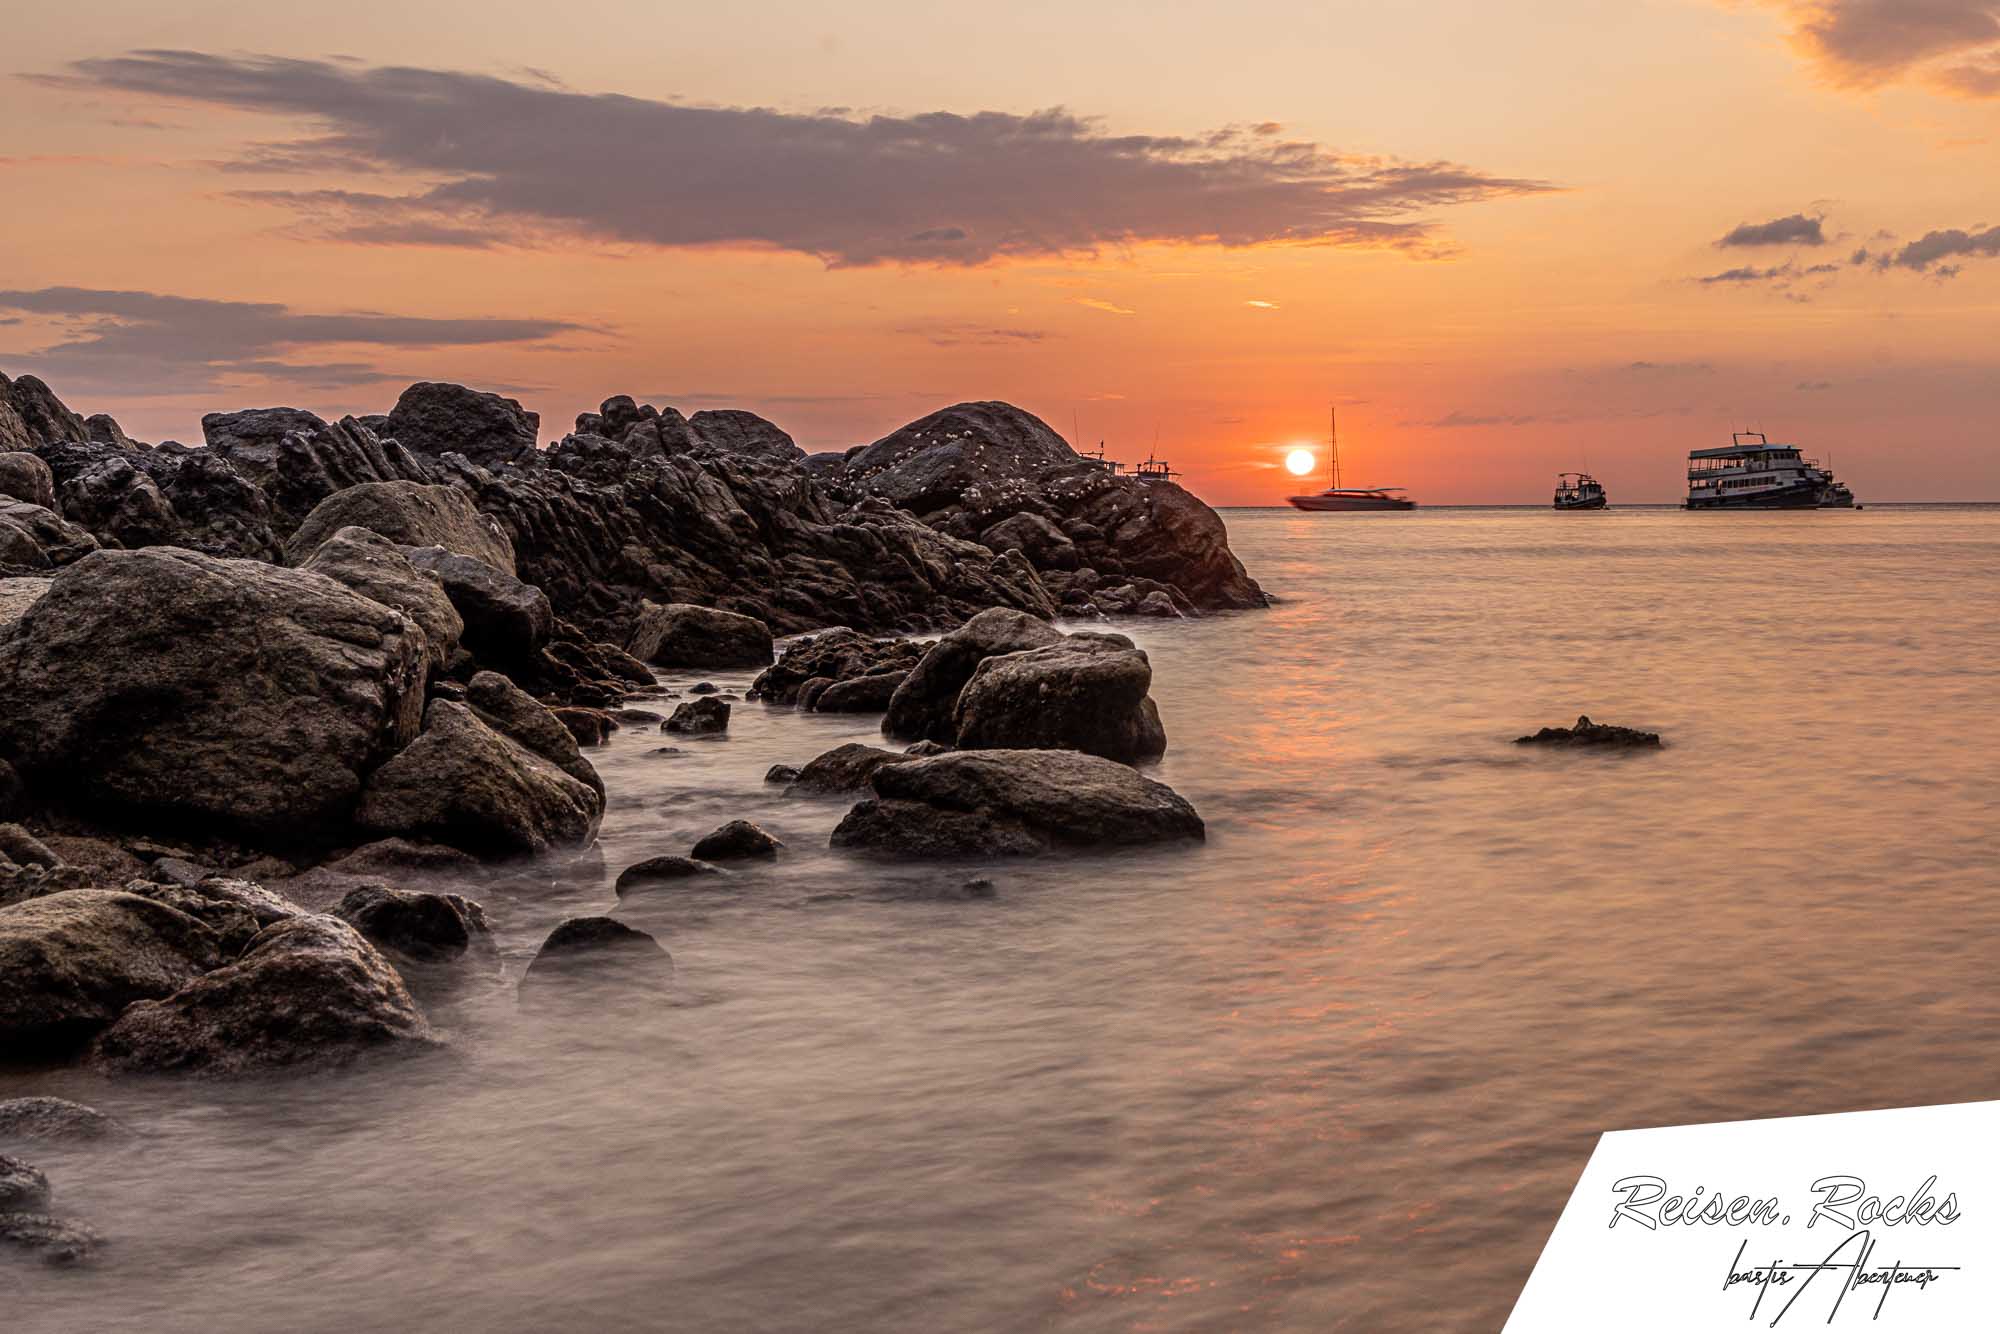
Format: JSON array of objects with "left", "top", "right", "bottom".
[
  {"left": 1553, "top": 472, "right": 1607, "bottom": 510},
  {"left": 1684, "top": 432, "right": 1829, "bottom": 510},
  {"left": 1288, "top": 408, "right": 1416, "bottom": 512}
]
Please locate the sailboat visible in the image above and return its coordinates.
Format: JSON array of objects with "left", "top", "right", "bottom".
[{"left": 1287, "top": 407, "right": 1415, "bottom": 512}]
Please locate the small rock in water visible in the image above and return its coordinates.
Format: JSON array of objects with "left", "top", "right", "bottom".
[
  {"left": 663, "top": 697, "right": 730, "bottom": 735},
  {"left": 0, "top": 1155, "right": 52, "bottom": 1212},
  {"left": 614, "top": 856, "right": 725, "bottom": 896},
  {"left": 903, "top": 740, "right": 950, "bottom": 757},
  {"left": 519, "top": 916, "right": 672, "bottom": 996},
  {"left": 689, "top": 682, "right": 720, "bottom": 695},
  {"left": 1514, "top": 715, "right": 1661, "bottom": 748},
  {"left": 649, "top": 747, "right": 686, "bottom": 758},
  {"left": 689, "top": 819, "right": 782, "bottom": 861},
  {"left": 765, "top": 764, "right": 800, "bottom": 784},
  {"left": 613, "top": 708, "right": 665, "bottom": 725},
  {"left": 0, "top": 1212, "right": 102, "bottom": 1266},
  {"left": 0, "top": 1098, "right": 123, "bottom": 1145}
]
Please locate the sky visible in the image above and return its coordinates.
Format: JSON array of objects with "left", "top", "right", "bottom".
[{"left": 5, "top": 1, "right": 2000, "bottom": 503}]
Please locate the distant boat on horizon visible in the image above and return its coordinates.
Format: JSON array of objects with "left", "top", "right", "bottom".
[
  {"left": 1685, "top": 431, "right": 1849, "bottom": 510},
  {"left": 1288, "top": 407, "right": 1417, "bottom": 512},
  {"left": 1553, "top": 471, "right": 1607, "bottom": 510}
]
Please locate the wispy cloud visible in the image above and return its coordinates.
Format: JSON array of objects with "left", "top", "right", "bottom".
[
  {"left": 1745, "top": 1, "right": 2000, "bottom": 99},
  {"left": 1716, "top": 212, "right": 1826, "bottom": 247},
  {"left": 1245, "top": 299, "right": 1280, "bottom": 308},
  {"left": 1855, "top": 223, "right": 2000, "bottom": 274},
  {"left": 895, "top": 322, "right": 1052, "bottom": 347},
  {"left": 1074, "top": 297, "right": 1136, "bottom": 315},
  {"left": 42, "top": 50, "right": 1557, "bottom": 267},
  {"left": 0, "top": 285, "right": 581, "bottom": 395}
]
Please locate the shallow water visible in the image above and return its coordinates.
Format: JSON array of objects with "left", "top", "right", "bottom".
[{"left": 7, "top": 505, "right": 1999, "bottom": 1331}]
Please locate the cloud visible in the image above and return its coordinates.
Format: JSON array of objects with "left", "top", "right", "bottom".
[
  {"left": 45, "top": 50, "right": 1557, "bottom": 267},
  {"left": 1716, "top": 213, "right": 1827, "bottom": 246},
  {"left": 895, "top": 323, "right": 1052, "bottom": 347},
  {"left": 1074, "top": 297, "right": 1136, "bottom": 315},
  {"left": 1245, "top": 299, "right": 1280, "bottom": 308},
  {"left": 1748, "top": 2, "right": 2000, "bottom": 98},
  {"left": 1695, "top": 260, "right": 1840, "bottom": 288},
  {"left": 1796, "top": 379, "right": 1836, "bottom": 389},
  {"left": 1882, "top": 224, "right": 2000, "bottom": 270},
  {"left": 0, "top": 285, "right": 581, "bottom": 395},
  {"left": 1625, "top": 360, "right": 1715, "bottom": 373}
]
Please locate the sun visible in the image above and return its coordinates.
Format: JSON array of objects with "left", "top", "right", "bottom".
[{"left": 1284, "top": 448, "right": 1316, "bottom": 477}]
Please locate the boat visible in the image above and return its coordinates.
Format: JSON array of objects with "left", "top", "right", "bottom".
[
  {"left": 1819, "top": 478, "right": 1857, "bottom": 508},
  {"left": 1553, "top": 472, "right": 1607, "bottom": 510},
  {"left": 1684, "top": 432, "right": 1830, "bottom": 510},
  {"left": 1288, "top": 408, "right": 1416, "bottom": 512}
]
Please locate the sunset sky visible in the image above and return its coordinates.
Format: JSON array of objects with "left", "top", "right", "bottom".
[{"left": 6, "top": 1, "right": 2000, "bottom": 502}]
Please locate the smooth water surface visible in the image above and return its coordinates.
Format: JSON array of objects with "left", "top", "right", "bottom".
[{"left": 8, "top": 505, "right": 1998, "bottom": 1331}]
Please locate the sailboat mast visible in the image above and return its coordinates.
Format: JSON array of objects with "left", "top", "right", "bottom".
[{"left": 1329, "top": 405, "right": 1341, "bottom": 490}]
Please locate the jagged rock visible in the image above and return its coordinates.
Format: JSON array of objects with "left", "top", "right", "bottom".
[
  {"left": 831, "top": 749, "right": 1204, "bottom": 857},
  {"left": 519, "top": 917, "right": 672, "bottom": 997},
  {"left": 0, "top": 576, "right": 51, "bottom": 633},
  {"left": 614, "top": 855, "right": 724, "bottom": 895},
  {"left": 332, "top": 884, "right": 493, "bottom": 966},
  {"left": 688, "top": 409, "right": 806, "bottom": 463},
  {"left": 356, "top": 700, "right": 601, "bottom": 857},
  {"left": 0, "top": 1155, "right": 51, "bottom": 1212},
  {"left": 386, "top": 381, "right": 539, "bottom": 469},
  {"left": 663, "top": 697, "right": 730, "bottom": 735},
  {"left": 1515, "top": 715, "right": 1662, "bottom": 748},
  {"left": 883, "top": 608, "right": 1063, "bottom": 742},
  {"left": 124, "top": 878, "right": 304, "bottom": 954},
  {"left": 300, "top": 526, "right": 464, "bottom": 672},
  {"left": 951, "top": 633, "right": 1167, "bottom": 763},
  {"left": 980, "top": 512, "right": 1079, "bottom": 571},
  {"left": 88, "top": 914, "right": 439, "bottom": 1075},
  {"left": 286, "top": 480, "right": 515, "bottom": 574},
  {"left": 551, "top": 706, "right": 612, "bottom": 747},
  {"left": 0, "top": 1098, "right": 123, "bottom": 1144},
  {"left": 0, "top": 500, "right": 99, "bottom": 573},
  {"left": 0, "top": 890, "right": 224, "bottom": 1052},
  {"left": 0, "top": 453, "right": 56, "bottom": 510},
  {"left": 689, "top": 819, "right": 782, "bottom": 861},
  {"left": 403, "top": 545, "right": 552, "bottom": 660},
  {"left": 0, "top": 549, "right": 428, "bottom": 843},
  {"left": 202, "top": 409, "right": 436, "bottom": 531},
  {"left": 464, "top": 671, "right": 605, "bottom": 796},
  {"left": 751, "top": 628, "right": 928, "bottom": 705},
  {"left": 57, "top": 456, "right": 179, "bottom": 548},
  {"left": 789, "top": 743, "right": 915, "bottom": 796},
  {"left": 0, "top": 1213, "right": 102, "bottom": 1266},
  {"left": 0, "top": 374, "right": 89, "bottom": 451},
  {"left": 841, "top": 402, "right": 1083, "bottom": 516},
  {"left": 626, "top": 601, "right": 774, "bottom": 668}
]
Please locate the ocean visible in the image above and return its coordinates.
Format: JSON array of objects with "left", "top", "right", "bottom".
[{"left": 9, "top": 504, "right": 1998, "bottom": 1331}]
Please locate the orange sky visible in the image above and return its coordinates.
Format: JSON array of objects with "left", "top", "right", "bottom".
[{"left": 5, "top": 1, "right": 2000, "bottom": 503}]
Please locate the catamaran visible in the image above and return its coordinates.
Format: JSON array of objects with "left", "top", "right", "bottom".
[
  {"left": 1684, "top": 432, "right": 1831, "bottom": 510},
  {"left": 1552, "top": 472, "right": 1607, "bottom": 510},
  {"left": 1288, "top": 408, "right": 1416, "bottom": 512}
]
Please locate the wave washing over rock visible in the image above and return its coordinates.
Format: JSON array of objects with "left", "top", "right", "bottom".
[{"left": 0, "top": 368, "right": 1256, "bottom": 1260}]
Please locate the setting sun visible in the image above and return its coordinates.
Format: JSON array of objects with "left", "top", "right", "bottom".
[{"left": 1285, "top": 448, "right": 1316, "bottom": 477}]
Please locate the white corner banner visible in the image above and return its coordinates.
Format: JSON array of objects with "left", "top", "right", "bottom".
[{"left": 1507, "top": 1100, "right": 1999, "bottom": 1331}]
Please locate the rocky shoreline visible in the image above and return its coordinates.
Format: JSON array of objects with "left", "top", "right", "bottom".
[{"left": 0, "top": 370, "right": 1261, "bottom": 1263}]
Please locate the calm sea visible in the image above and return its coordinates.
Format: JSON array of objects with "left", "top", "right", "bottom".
[{"left": 9, "top": 505, "right": 1999, "bottom": 1331}]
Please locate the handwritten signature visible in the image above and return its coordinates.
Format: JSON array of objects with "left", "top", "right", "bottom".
[{"left": 1723, "top": 1230, "right": 1959, "bottom": 1325}]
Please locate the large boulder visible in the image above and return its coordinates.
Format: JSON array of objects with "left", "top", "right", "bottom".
[
  {"left": 386, "top": 381, "right": 539, "bottom": 470},
  {"left": 0, "top": 374, "right": 88, "bottom": 452},
  {"left": 0, "top": 453, "right": 56, "bottom": 510},
  {"left": 286, "top": 481, "right": 515, "bottom": 574},
  {"left": 0, "top": 890, "right": 224, "bottom": 1053},
  {"left": 750, "top": 628, "right": 925, "bottom": 706},
  {"left": 689, "top": 819, "right": 782, "bottom": 861},
  {"left": 0, "top": 500, "right": 98, "bottom": 573},
  {"left": 201, "top": 409, "right": 437, "bottom": 531},
  {"left": 56, "top": 457, "right": 180, "bottom": 549},
  {"left": 88, "top": 914, "right": 439, "bottom": 1075},
  {"left": 625, "top": 601, "right": 773, "bottom": 668},
  {"left": 0, "top": 576, "right": 51, "bottom": 634},
  {"left": 355, "top": 700, "right": 601, "bottom": 856},
  {"left": 883, "top": 608, "right": 1062, "bottom": 742},
  {"left": 788, "top": 743, "right": 915, "bottom": 795},
  {"left": 979, "top": 512, "right": 1078, "bottom": 571},
  {"left": 688, "top": 409, "right": 806, "bottom": 463},
  {"left": 403, "top": 545, "right": 552, "bottom": 660},
  {"left": 300, "top": 526, "right": 464, "bottom": 672},
  {"left": 842, "top": 402, "right": 1081, "bottom": 516},
  {"left": 0, "top": 549, "right": 429, "bottom": 842},
  {"left": 332, "top": 884, "right": 493, "bottom": 966},
  {"left": 951, "top": 633, "right": 1167, "bottom": 763},
  {"left": 463, "top": 670, "right": 604, "bottom": 795},
  {"left": 124, "top": 877, "right": 305, "bottom": 954},
  {"left": 831, "top": 749, "right": 1204, "bottom": 857},
  {"left": 813, "top": 670, "right": 910, "bottom": 713}
]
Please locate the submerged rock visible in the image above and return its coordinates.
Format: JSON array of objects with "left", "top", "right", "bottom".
[
  {"left": 789, "top": 743, "right": 915, "bottom": 796},
  {"left": 663, "top": 697, "right": 730, "bottom": 735},
  {"left": 1514, "top": 715, "right": 1662, "bottom": 748},
  {"left": 626, "top": 601, "right": 774, "bottom": 668},
  {"left": 614, "top": 856, "right": 724, "bottom": 896},
  {"left": 519, "top": 916, "right": 672, "bottom": 996},
  {"left": 689, "top": 819, "right": 782, "bottom": 861},
  {"left": 0, "top": 1212, "right": 102, "bottom": 1266},
  {"left": 88, "top": 915, "right": 439, "bottom": 1076},
  {"left": 951, "top": 633, "right": 1167, "bottom": 763},
  {"left": 0, "top": 890, "right": 224, "bottom": 1053},
  {"left": 883, "top": 608, "right": 1061, "bottom": 743},
  {"left": 0, "top": 1098, "right": 122, "bottom": 1145},
  {"left": 831, "top": 749, "right": 1204, "bottom": 858},
  {"left": 0, "top": 1155, "right": 51, "bottom": 1212},
  {"left": 332, "top": 884, "right": 494, "bottom": 968}
]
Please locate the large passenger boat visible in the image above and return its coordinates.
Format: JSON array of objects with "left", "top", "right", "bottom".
[{"left": 1684, "top": 432, "right": 1830, "bottom": 510}]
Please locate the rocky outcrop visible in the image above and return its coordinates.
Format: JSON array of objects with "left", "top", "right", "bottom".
[
  {"left": 689, "top": 819, "right": 782, "bottom": 861},
  {"left": 688, "top": 409, "right": 806, "bottom": 463},
  {"left": 0, "top": 453, "right": 56, "bottom": 510},
  {"left": 1515, "top": 715, "right": 1662, "bottom": 748},
  {"left": 0, "top": 374, "right": 88, "bottom": 452},
  {"left": 626, "top": 601, "right": 773, "bottom": 668},
  {"left": 0, "top": 1212, "right": 102, "bottom": 1266},
  {"left": 88, "top": 914, "right": 439, "bottom": 1075},
  {"left": 124, "top": 878, "right": 305, "bottom": 953},
  {"left": 286, "top": 481, "right": 515, "bottom": 574},
  {"left": 883, "top": 608, "right": 1062, "bottom": 743},
  {"left": 951, "top": 633, "right": 1167, "bottom": 763},
  {"left": 664, "top": 697, "right": 730, "bottom": 735},
  {"left": 788, "top": 743, "right": 915, "bottom": 796},
  {"left": 812, "top": 670, "right": 911, "bottom": 713},
  {"left": 300, "top": 526, "right": 464, "bottom": 673},
  {"left": 0, "top": 500, "right": 98, "bottom": 574},
  {"left": 385, "top": 381, "right": 539, "bottom": 469},
  {"left": 201, "top": 408, "right": 435, "bottom": 533},
  {"left": 831, "top": 749, "right": 1204, "bottom": 857},
  {"left": 0, "top": 890, "right": 224, "bottom": 1053},
  {"left": 0, "top": 549, "right": 428, "bottom": 844},
  {"left": 403, "top": 544, "right": 552, "bottom": 660},
  {"left": 355, "top": 700, "right": 601, "bottom": 857},
  {"left": 750, "top": 629, "right": 927, "bottom": 706},
  {"left": 463, "top": 671, "right": 604, "bottom": 797},
  {"left": 0, "top": 1155, "right": 51, "bottom": 1212}
]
